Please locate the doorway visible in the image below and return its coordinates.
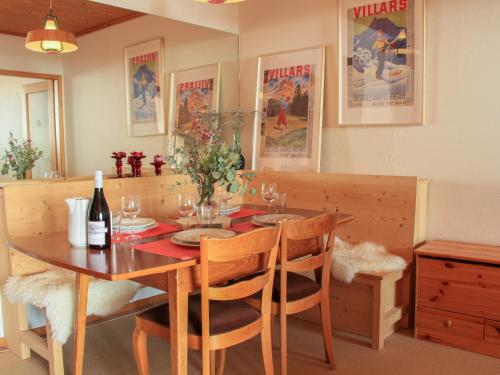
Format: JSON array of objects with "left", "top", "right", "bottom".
[{"left": 0, "top": 70, "right": 66, "bottom": 179}]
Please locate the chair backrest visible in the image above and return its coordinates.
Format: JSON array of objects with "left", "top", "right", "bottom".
[{"left": 281, "top": 211, "right": 338, "bottom": 293}]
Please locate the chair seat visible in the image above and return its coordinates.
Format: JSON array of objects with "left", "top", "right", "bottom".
[
  {"left": 273, "top": 272, "right": 321, "bottom": 302},
  {"left": 138, "top": 295, "right": 261, "bottom": 336}
]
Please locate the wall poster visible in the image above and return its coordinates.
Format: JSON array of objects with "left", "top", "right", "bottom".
[{"left": 253, "top": 46, "right": 325, "bottom": 172}]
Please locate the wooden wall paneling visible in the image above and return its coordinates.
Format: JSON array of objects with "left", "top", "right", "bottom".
[{"left": 243, "top": 171, "right": 421, "bottom": 262}]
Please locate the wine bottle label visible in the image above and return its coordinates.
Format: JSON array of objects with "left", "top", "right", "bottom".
[{"left": 88, "top": 221, "right": 108, "bottom": 245}]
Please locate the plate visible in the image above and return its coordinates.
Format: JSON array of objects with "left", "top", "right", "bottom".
[
  {"left": 170, "top": 237, "right": 201, "bottom": 247},
  {"left": 219, "top": 205, "right": 241, "bottom": 215},
  {"left": 120, "top": 218, "right": 158, "bottom": 232},
  {"left": 173, "top": 228, "right": 236, "bottom": 244},
  {"left": 252, "top": 214, "right": 306, "bottom": 226}
]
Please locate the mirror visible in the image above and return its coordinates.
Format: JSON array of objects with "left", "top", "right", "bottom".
[{"left": 0, "top": 72, "right": 65, "bottom": 181}]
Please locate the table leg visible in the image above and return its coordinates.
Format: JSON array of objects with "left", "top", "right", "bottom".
[
  {"left": 73, "top": 273, "right": 89, "bottom": 375},
  {"left": 168, "top": 269, "right": 189, "bottom": 375}
]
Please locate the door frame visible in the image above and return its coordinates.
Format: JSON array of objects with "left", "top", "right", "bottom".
[{"left": 0, "top": 70, "right": 66, "bottom": 177}]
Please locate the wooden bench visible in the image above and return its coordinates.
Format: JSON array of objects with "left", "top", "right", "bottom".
[{"left": 243, "top": 171, "right": 429, "bottom": 349}]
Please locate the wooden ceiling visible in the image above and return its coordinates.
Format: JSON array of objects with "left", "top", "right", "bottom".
[{"left": 0, "top": 0, "right": 143, "bottom": 38}]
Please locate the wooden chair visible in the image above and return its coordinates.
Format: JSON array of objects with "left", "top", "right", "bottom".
[
  {"left": 247, "top": 212, "right": 338, "bottom": 374},
  {"left": 132, "top": 224, "right": 282, "bottom": 375}
]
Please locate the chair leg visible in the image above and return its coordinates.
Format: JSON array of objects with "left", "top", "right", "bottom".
[
  {"left": 46, "top": 320, "right": 64, "bottom": 375},
  {"left": 319, "top": 296, "right": 336, "bottom": 370},
  {"left": 217, "top": 349, "right": 226, "bottom": 375},
  {"left": 210, "top": 351, "right": 216, "bottom": 375},
  {"left": 279, "top": 310, "right": 287, "bottom": 375},
  {"left": 132, "top": 326, "right": 150, "bottom": 375},
  {"left": 261, "top": 315, "right": 275, "bottom": 375}
]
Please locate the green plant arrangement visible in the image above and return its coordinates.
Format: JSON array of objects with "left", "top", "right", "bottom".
[
  {"left": 168, "top": 109, "right": 256, "bottom": 205},
  {"left": 1, "top": 133, "right": 43, "bottom": 180}
]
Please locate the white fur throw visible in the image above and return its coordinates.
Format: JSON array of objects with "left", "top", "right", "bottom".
[
  {"left": 3, "top": 268, "right": 140, "bottom": 344},
  {"left": 332, "top": 237, "right": 407, "bottom": 283}
]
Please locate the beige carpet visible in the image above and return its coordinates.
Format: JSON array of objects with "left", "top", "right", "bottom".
[{"left": 1, "top": 316, "right": 499, "bottom": 374}]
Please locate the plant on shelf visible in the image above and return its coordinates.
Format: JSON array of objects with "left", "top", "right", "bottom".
[
  {"left": 1, "top": 133, "right": 43, "bottom": 180},
  {"left": 168, "top": 109, "right": 256, "bottom": 205}
]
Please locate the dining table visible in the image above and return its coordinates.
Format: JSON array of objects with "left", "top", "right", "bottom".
[{"left": 7, "top": 205, "right": 353, "bottom": 375}]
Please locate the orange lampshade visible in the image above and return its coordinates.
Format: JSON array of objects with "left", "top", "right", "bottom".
[
  {"left": 25, "top": 7, "right": 78, "bottom": 54},
  {"left": 194, "top": 0, "right": 245, "bottom": 3}
]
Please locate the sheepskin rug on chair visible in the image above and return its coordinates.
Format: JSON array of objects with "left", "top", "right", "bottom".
[
  {"left": 332, "top": 237, "right": 407, "bottom": 283},
  {"left": 4, "top": 268, "right": 140, "bottom": 344}
]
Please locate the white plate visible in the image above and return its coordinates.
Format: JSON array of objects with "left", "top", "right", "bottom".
[
  {"left": 120, "top": 218, "right": 157, "bottom": 232},
  {"left": 252, "top": 214, "right": 306, "bottom": 226},
  {"left": 220, "top": 205, "right": 241, "bottom": 214},
  {"left": 170, "top": 237, "right": 200, "bottom": 247},
  {"left": 173, "top": 228, "right": 236, "bottom": 244}
]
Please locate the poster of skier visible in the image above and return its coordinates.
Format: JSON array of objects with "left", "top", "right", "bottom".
[
  {"left": 168, "top": 64, "right": 220, "bottom": 147},
  {"left": 253, "top": 47, "right": 324, "bottom": 172},
  {"left": 338, "top": 0, "right": 425, "bottom": 126},
  {"left": 124, "top": 39, "right": 165, "bottom": 136},
  {"left": 175, "top": 78, "right": 215, "bottom": 134}
]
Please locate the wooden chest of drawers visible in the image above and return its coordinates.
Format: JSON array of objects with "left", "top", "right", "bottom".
[{"left": 415, "top": 241, "right": 500, "bottom": 358}]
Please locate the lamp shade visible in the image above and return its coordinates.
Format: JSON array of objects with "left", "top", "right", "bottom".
[
  {"left": 25, "top": 29, "right": 78, "bottom": 54},
  {"left": 25, "top": 8, "right": 78, "bottom": 54},
  {"left": 194, "top": 0, "right": 245, "bottom": 3}
]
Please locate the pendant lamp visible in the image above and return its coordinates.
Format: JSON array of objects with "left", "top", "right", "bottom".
[
  {"left": 194, "top": 0, "right": 245, "bottom": 4},
  {"left": 25, "top": 0, "right": 78, "bottom": 54}
]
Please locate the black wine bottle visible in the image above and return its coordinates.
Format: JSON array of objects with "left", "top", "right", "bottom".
[{"left": 87, "top": 171, "right": 111, "bottom": 249}]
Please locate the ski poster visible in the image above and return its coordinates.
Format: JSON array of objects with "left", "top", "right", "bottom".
[
  {"left": 129, "top": 51, "right": 159, "bottom": 123},
  {"left": 253, "top": 47, "right": 324, "bottom": 172},
  {"left": 338, "top": 0, "right": 425, "bottom": 125},
  {"left": 260, "top": 64, "right": 315, "bottom": 158},
  {"left": 124, "top": 39, "right": 165, "bottom": 136},
  {"left": 175, "top": 78, "right": 215, "bottom": 133}
]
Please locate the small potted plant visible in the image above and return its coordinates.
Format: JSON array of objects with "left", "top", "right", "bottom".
[{"left": 1, "top": 133, "right": 43, "bottom": 180}]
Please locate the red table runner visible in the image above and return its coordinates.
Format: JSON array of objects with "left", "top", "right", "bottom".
[
  {"left": 133, "top": 239, "right": 200, "bottom": 260},
  {"left": 113, "top": 222, "right": 179, "bottom": 243},
  {"left": 229, "top": 208, "right": 266, "bottom": 219}
]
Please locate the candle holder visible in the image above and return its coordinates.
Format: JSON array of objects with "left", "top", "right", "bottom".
[
  {"left": 111, "top": 151, "right": 127, "bottom": 178},
  {"left": 131, "top": 151, "right": 146, "bottom": 177},
  {"left": 150, "top": 155, "right": 166, "bottom": 176},
  {"left": 127, "top": 156, "right": 136, "bottom": 177}
]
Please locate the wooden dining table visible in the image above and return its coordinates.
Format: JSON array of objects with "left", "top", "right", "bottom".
[{"left": 7, "top": 205, "right": 353, "bottom": 375}]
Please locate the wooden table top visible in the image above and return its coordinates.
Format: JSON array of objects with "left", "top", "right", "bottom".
[
  {"left": 8, "top": 206, "right": 353, "bottom": 281},
  {"left": 415, "top": 240, "right": 500, "bottom": 266}
]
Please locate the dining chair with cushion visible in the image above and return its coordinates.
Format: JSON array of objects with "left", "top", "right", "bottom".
[
  {"left": 132, "top": 224, "right": 282, "bottom": 375},
  {"left": 247, "top": 211, "right": 338, "bottom": 374}
]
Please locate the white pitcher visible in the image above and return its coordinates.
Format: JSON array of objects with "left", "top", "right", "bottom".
[{"left": 66, "top": 197, "right": 91, "bottom": 247}]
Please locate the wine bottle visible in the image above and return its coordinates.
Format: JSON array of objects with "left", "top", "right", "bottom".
[{"left": 87, "top": 171, "right": 111, "bottom": 249}]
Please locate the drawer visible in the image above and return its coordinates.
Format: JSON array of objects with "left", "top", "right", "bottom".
[
  {"left": 485, "top": 320, "right": 500, "bottom": 345},
  {"left": 416, "top": 307, "right": 485, "bottom": 343},
  {"left": 418, "top": 258, "right": 500, "bottom": 320}
]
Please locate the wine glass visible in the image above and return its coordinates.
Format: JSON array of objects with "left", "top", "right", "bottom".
[
  {"left": 122, "top": 195, "right": 141, "bottom": 240},
  {"left": 261, "top": 182, "right": 277, "bottom": 212},
  {"left": 178, "top": 192, "right": 195, "bottom": 229}
]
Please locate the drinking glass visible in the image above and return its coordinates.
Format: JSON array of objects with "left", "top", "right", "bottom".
[
  {"left": 218, "top": 187, "right": 233, "bottom": 216},
  {"left": 274, "top": 192, "right": 287, "bottom": 214},
  {"left": 51, "top": 170, "right": 61, "bottom": 178},
  {"left": 111, "top": 211, "right": 122, "bottom": 242},
  {"left": 178, "top": 192, "right": 195, "bottom": 228},
  {"left": 197, "top": 203, "right": 213, "bottom": 227},
  {"left": 261, "top": 182, "right": 277, "bottom": 212},
  {"left": 122, "top": 195, "right": 141, "bottom": 240}
]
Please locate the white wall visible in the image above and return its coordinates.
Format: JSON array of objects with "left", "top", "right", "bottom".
[
  {"left": 239, "top": 0, "right": 500, "bottom": 245},
  {"left": 92, "top": 0, "right": 240, "bottom": 33},
  {"left": 63, "top": 15, "right": 239, "bottom": 176}
]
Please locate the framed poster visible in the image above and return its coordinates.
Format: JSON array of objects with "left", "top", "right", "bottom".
[
  {"left": 167, "top": 63, "right": 220, "bottom": 148},
  {"left": 124, "top": 38, "right": 165, "bottom": 136},
  {"left": 252, "top": 46, "right": 325, "bottom": 172},
  {"left": 338, "top": 0, "right": 425, "bottom": 126}
]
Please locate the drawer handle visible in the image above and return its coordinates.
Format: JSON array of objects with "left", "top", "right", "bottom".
[{"left": 444, "top": 320, "right": 453, "bottom": 328}]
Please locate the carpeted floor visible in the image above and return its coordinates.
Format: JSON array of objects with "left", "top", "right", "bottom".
[{"left": 1, "top": 316, "right": 499, "bottom": 374}]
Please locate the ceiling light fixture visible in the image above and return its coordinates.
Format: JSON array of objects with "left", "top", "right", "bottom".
[
  {"left": 194, "top": 0, "right": 246, "bottom": 4},
  {"left": 25, "top": 0, "right": 78, "bottom": 54}
]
